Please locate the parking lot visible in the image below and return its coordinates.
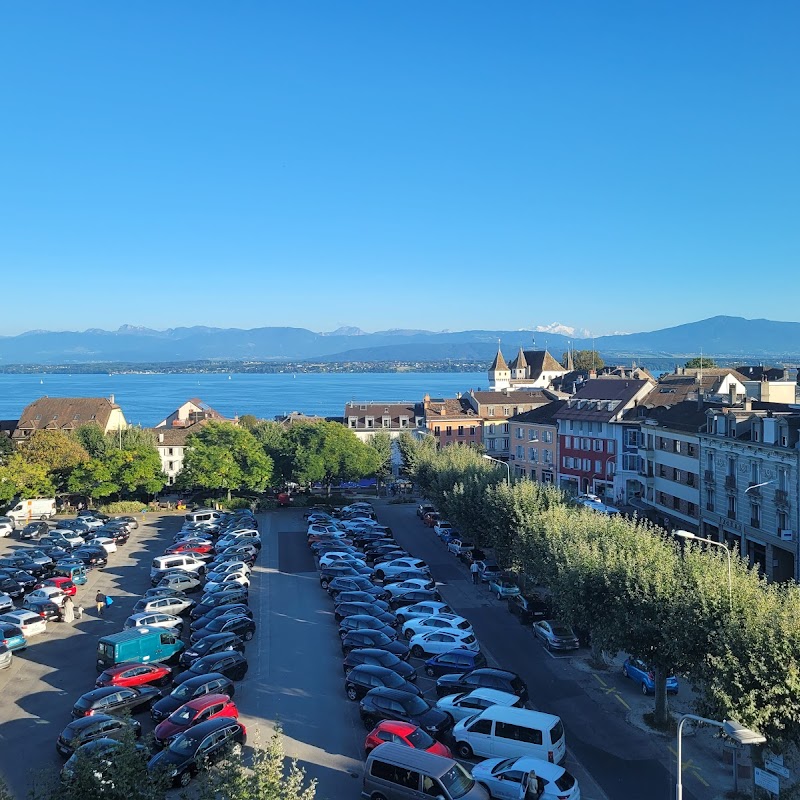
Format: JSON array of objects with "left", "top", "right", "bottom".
[{"left": 0, "top": 502, "right": 706, "bottom": 800}]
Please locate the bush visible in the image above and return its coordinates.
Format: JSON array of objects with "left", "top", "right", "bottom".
[{"left": 100, "top": 501, "right": 147, "bottom": 514}]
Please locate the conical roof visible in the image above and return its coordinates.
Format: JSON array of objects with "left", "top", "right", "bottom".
[
  {"left": 489, "top": 348, "right": 509, "bottom": 372},
  {"left": 510, "top": 347, "right": 528, "bottom": 370}
]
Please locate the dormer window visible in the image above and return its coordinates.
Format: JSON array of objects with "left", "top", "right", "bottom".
[
  {"left": 348, "top": 417, "right": 357, "bottom": 428},
  {"left": 365, "top": 417, "right": 374, "bottom": 429},
  {"left": 382, "top": 417, "right": 391, "bottom": 428}
]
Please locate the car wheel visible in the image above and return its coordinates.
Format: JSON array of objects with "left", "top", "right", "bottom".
[
  {"left": 346, "top": 685, "right": 358, "bottom": 701},
  {"left": 411, "top": 645, "right": 425, "bottom": 658},
  {"left": 375, "top": 571, "right": 385, "bottom": 582},
  {"left": 230, "top": 742, "right": 243, "bottom": 757},
  {"left": 362, "top": 715, "right": 376, "bottom": 730},
  {"left": 546, "top": 639, "right": 552, "bottom": 651},
  {"left": 178, "top": 770, "right": 193, "bottom": 787},
  {"left": 320, "top": 579, "right": 329, "bottom": 589},
  {"left": 455, "top": 741, "right": 473, "bottom": 759},
  {"left": 494, "top": 590, "right": 501, "bottom": 600},
  {"left": 404, "top": 629, "right": 414, "bottom": 640},
  {"left": 395, "top": 614, "right": 406, "bottom": 625},
  {"left": 425, "top": 666, "right": 436, "bottom": 677},
  {"left": 622, "top": 665, "right": 629, "bottom": 678},
  {"left": 243, "top": 629, "right": 254, "bottom": 641},
  {"left": 334, "top": 613, "right": 343, "bottom": 622},
  {"left": 642, "top": 682, "right": 650, "bottom": 696},
  {"left": 370, "top": 794, "right": 388, "bottom": 800}
]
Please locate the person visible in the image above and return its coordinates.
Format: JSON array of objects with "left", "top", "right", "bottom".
[
  {"left": 75, "top": 604, "right": 84, "bottom": 620},
  {"left": 95, "top": 591, "right": 106, "bottom": 616},
  {"left": 470, "top": 561, "right": 480, "bottom": 585},
  {"left": 62, "top": 596, "right": 75, "bottom": 624}
]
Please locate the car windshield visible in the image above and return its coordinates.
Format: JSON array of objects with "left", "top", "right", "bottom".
[
  {"left": 491, "top": 758, "right": 517, "bottom": 775},
  {"left": 551, "top": 626, "right": 573, "bottom": 637},
  {"left": 555, "top": 770, "right": 576, "bottom": 791},
  {"left": 405, "top": 727, "right": 434, "bottom": 748},
  {"left": 383, "top": 672, "right": 404, "bottom": 689},
  {"left": 551, "top": 719, "right": 565, "bottom": 744},
  {"left": 170, "top": 706, "right": 199, "bottom": 724},
  {"left": 375, "top": 651, "right": 394, "bottom": 666},
  {"left": 171, "top": 684, "right": 195, "bottom": 700},
  {"left": 205, "top": 619, "right": 225, "bottom": 632},
  {"left": 439, "top": 764, "right": 475, "bottom": 799},
  {"left": 169, "top": 733, "right": 201, "bottom": 756},
  {"left": 402, "top": 695, "right": 429, "bottom": 715}
]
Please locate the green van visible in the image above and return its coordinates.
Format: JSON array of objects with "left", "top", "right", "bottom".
[{"left": 96, "top": 627, "right": 184, "bottom": 672}]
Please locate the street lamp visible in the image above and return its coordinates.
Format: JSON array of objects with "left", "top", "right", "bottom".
[
  {"left": 675, "top": 530, "right": 732, "bottom": 612},
  {"left": 676, "top": 714, "right": 765, "bottom": 800},
  {"left": 482, "top": 454, "right": 511, "bottom": 486},
  {"left": 745, "top": 479, "right": 776, "bottom": 494}
]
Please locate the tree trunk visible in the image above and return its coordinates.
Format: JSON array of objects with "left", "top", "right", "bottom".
[{"left": 654, "top": 665, "right": 669, "bottom": 727}]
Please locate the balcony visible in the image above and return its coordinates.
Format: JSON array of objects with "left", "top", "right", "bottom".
[
  {"left": 750, "top": 517, "right": 761, "bottom": 529},
  {"left": 725, "top": 475, "right": 737, "bottom": 490},
  {"left": 727, "top": 510, "right": 737, "bottom": 521},
  {"left": 704, "top": 470, "right": 715, "bottom": 483},
  {"left": 776, "top": 489, "right": 789, "bottom": 506}
]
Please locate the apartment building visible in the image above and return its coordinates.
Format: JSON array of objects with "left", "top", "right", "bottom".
[
  {"left": 508, "top": 400, "right": 565, "bottom": 484},
  {"left": 344, "top": 402, "right": 425, "bottom": 442},
  {"left": 422, "top": 395, "right": 481, "bottom": 449}
]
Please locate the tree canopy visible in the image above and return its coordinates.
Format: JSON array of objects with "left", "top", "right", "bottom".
[
  {"left": 561, "top": 349, "right": 605, "bottom": 371},
  {"left": 684, "top": 357, "right": 717, "bottom": 369}
]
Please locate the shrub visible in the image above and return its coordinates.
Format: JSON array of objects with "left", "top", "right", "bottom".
[{"left": 100, "top": 500, "right": 147, "bottom": 514}]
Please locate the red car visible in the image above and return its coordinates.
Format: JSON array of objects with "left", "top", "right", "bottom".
[
  {"left": 36, "top": 576, "right": 77, "bottom": 597},
  {"left": 154, "top": 693, "right": 239, "bottom": 746},
  {"left": 364, "top": 720, "right": 453, "bottom": 758},
  {"left": 96, "top": 662, "right": 173, "bottom": 689},
  {"left": 166, "top": 541, "right": 213, "bottom": 556}
]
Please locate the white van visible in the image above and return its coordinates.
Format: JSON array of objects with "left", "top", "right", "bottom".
[
  {"left": 6, "top": 498, "right": 56, "bottom": 527},
  {"left": 184, "top": 509, "right": 223, "bottom": 524},
  {"left": 150, "top": 555, "right": 207, "bottom": 579},
  {"left": 452, "top": 706, "right": 566, "bottom": 764}
]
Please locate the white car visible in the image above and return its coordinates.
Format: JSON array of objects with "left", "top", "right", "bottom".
[
  {"left": 0, "top": 611, "right": 47, "bottom": 637},
  {"left": 384, "top": 579, "right": 435, "bottom": 599},
  {"left": 27, "top": 586, "right": 68, "bottom": 607},
  {"left": 124, "top": 612, "right": 183, "bottom": 632},
  {"left": 50, "top": 529, "right": 85, "bottom": 547},
  {"left": 206, "top": 560, "right": 250, "bottom": 577},
  {"left": 307, "top": 524, "right": 342, "bottom": 537},
  {"left": 394, "top": 601, "right": 453, "bottom": 625},
  {"left": 0, "top": 593, "right": 14, "bottom": 614},
  {"left": 402, "top": 614, "right": 473, "bottom": 640},
  {"left": 77, "top": 516, "right": 105, "bottom": 529},
  {"left": 133, "top": 595, "right": 193, "bottom": 616},
  {"left": 373, "top": 558, "right": 429, "bottom": 581},
  {"left": 435, "top": 688, "right": 523, "bottom": 724},
  {"left": 471, "top": 756, "right": 580, "bottom": 800},
  {"left": 408, "top": 629, "right": 479, "bottom": 658},
  {"left": 87, "top": 536, "right": 118, "bottom": 554},
  {"left": 0, "top": 517, "right": 13, "bottom": 538},
  {"left": 215, "top": 536, "right": 260, "bottom": 552},
  {"left": 447, "top": 539, "right": 474, "bottom": 556},
  {"left": 319, "top": 553, "right": 368, "bottom": 569},
  {"left": 433, "top": 521, "right": 453, "bottom": 538},
  {"left": 203, "top": 575, "right": 250, "bottom": 594}
]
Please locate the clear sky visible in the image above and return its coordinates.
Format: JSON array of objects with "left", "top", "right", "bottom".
[{"left": 1, "top": 2, "right": 798, "bottom": 336}]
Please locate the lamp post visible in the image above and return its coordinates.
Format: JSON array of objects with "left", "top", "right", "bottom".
[
  {"left": 745, "top": 479, "right": 776, "bottom": 494},
  {"left": 675, "top": 530, "right": 732, "bottom": 612},
  {"left": 676, "top": 715, "right": 765, "bottom": 800},
  {"left": 482, "top": 454, "right": 511, "bottom": 486}
]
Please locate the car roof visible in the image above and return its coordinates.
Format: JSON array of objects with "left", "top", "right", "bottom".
[
  {"left": 368, "top": 742, "right": 455, "bottom": 773},
  {"left": 105, "top": 662, "right": 160, "bottom": 674},
  {"left": 176, "top": 717, "right": 239, "bottom": 737},
  {"left": 368, "top": 687, "right": 413, "bottom": 701},
  {"left": 80, "top": 686, "right": 123, "bottom": 701},
  {"left": 66, "top": 714, "right": 117, "bottom": 730},
  {"left": 473, "top": 706, "right": 559, "bottom": 726},
  {"left": 183, "top": 692, "right": 231, "bottom": 710},
  {"left": 459, "top": 688, "right": 520, "bottom": 704},
  {"left": 351, "top": 664, "right": 393, "bottom": 677},
  {"left": 183, "top": 670, "right": 230, "bottom": 684}
]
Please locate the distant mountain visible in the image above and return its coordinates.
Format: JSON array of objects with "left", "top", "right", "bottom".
[{"left": 0, "top": 316, "right": 797, "bottom": 365}]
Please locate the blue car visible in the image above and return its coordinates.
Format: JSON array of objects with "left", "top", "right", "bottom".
[
  {"left": 623, "top": 657, "right": 679, "bottom": 695},
  {"left": 0, "top": 622, "right": 27, "bottom": 652},
  {"left": 423, "top": 648, "right": 487, "bottom": 678}
]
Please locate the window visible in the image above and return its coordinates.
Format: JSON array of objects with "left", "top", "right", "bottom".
[
  {"left": 750, "top": 503, "right": 760, "bottom": 529},
  {"left": 503, "top": 424, "right": 510, "bottom": 434},
  {"left": 625, "top": 429, "right": 639, "bottom": 447},
  {"left": 488, "top": 424, "right": 496, "bottom": 435},
  {"left": 594, "top": 459, "right": 602, "bottom": 473},
  {"left": 543, "top": 449, "right": 552, "bottom": 464},
  {"left": 529, "top": 448, "right": 538, "bottom": 463},
  {"left": 516, "top": 446, "right": 524, "bottom": 459},
  {"left": 168, "top": 461, "right": 174, "bottom": 471},
  {"left": 488, "top": 406, "right": 495, "bottom": 417},
  {"left": 503, "top": 407, "right": 510, "bottom": 416},
  {"left": 516, "top": 427, "right": 524, "bottom": 439},
  {"left": 583, "top": 459, "right": 591, "bottom": 471},
  {"left": 593, "top": 440, "right": 603, "bottom": 452},
  {"left": 688, "top": 502, "right": 696, "bottom": 517},
  {"left": 348, "top": 417, "right": 357, "bottom": 428},
  {"left": 502, "top": 438, "right": 510, "bottom": 451},
  {"left": 622, "top": 454, "right": 639, "bottom": 471},
  {"left": 470, "top": 426, "right": 476, "bottom": 435},
  {"left": 727, "top": 495, "right": 736, "bottom": 520},
  {"left": 751, "top": 461, "right": 760, "bottom": 485},
  {"left": 168, "top": 447, "right": 173, "bottom": 456},
  {"left": 607, "top": 441, "right": 615, "bottom": 455},
  {"left": 728, "top": 457, "right": 736, "bottom": 478},
  {"left": 446, "top": 426, "right": 452, "bottom": 435},
  {"left": 487, "top": 438, "right": 496, "bottom": 450},
  {"left": 458, "top": 425, "right": 464, "bottom": 435},
  {"left": 434, "top": 426, "right": 440, "bottom": 436},
  {"left": 564, "top": 436, "right": 572, "bottom": 449},
  {"left": 569, "top": 421, "right": 574, "bottom": 431},
  {"left": 528, "top": 429, "right": 539, "bottom": 442},
  {"left": 779, "top": 468, "right": 788, "bottom": 492},
  {"left": 495, "top": 722, "right": 542, "bottom": 744},
  {"left": 366, "top": 417, "right": 374, "bottom": 428},
  {"left": 382, "top": 417, "right": 391, "bottom": 428},
  {"left": 607, "top": 461, "right": 615, "bottom": 475},
  {"left": 778, "top": 510, "right": 788, "bottom": 532},
  {"left": 468, "top": 718, "right": 493, "bottom": 735},
  {"left": 370, "top": 761, "right": 420, "bottom": 790},
  {"left": 543, "top": 430, "right": 553, "bottom": 443}
]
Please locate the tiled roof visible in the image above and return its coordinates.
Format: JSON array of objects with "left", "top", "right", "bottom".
[
  {"left": 14, "top": 397, "right": 122, "bottom": 438},
  {"left": 523, "top": 350, "right": 564, "bottom": 374},
  {"left": 489, "top": 348, "right": 509, "bottom": 372},
  {"left": 425, "top": 398, "right": 477, "bottom": 419},
  {"left": 556, "top": 379, "right": 651, "bottom": 422},
  {"left": 508, "top": 400, "right": 566, "bottom": 426},
  {"left": 470, "top": 390, "right": 551, "bottom": 404},
  {"left": 509, "top": 347, "right": 528, "bottom": 370},
  {"left": 638, "top": 401, "right": 715, "bottom": 432}
]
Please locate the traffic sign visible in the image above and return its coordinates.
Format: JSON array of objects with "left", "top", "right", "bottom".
[
  {"left": 765, "top": 758, "right": 791, "bottom": 779},
  {"left": 755, "top": 767, "right": 780, "bottom": 795}
]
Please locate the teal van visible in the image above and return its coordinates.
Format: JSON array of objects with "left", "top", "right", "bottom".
[{"left": 96, "top": 627, "right": 184, "bottom": 672}]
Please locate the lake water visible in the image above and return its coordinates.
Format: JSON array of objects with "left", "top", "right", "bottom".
[{"left": 0, "top": 373, "right": 488, "bottom": 427}]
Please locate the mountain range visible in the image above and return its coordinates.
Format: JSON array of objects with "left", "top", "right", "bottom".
[{"left": 0, "top": 316, "right": 798, "bottom": 365}]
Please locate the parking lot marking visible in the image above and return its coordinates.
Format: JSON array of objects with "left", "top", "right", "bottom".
[
  {"left": 668, "top": 746, "right": 708, "bottom": 785},
  {"left": 593, "top": 674, "right": 608, "bottom": 688},
  {"left": 613, "top": 694, "right": 631, "bottom": 710}
]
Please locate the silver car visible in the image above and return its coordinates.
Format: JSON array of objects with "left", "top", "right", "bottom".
[
  {"left": 132, "top": 595, "right": 194, "bottom": 616},
  {"left": 0, "top": 644, "right": 11, "bottom": 670}
]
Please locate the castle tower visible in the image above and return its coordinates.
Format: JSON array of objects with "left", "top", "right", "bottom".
[
  {"left": 509, "top": 347, "right": 528, "bottom": 382},
  {"left": 488, "top": 347, "right": 511, "bottom": 390}
]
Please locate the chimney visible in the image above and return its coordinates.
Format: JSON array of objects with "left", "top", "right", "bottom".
[
  {"left": 729, "top": 384, "right": 737, "bottom": 406},
  {"left": 456, "top": 392, "right": 461, "bottom": 399},
  {"left": 744, "top": 397, "right": 752, "bottom": 412},
  {"left": 109, "top": 394, "right": 115, "bottom": 404},
  {"left": 589, "top": 369, "right": 597, "bottom": 379},
  {"left": 158, "top": 433, "right": 164, "bottom": 443}
]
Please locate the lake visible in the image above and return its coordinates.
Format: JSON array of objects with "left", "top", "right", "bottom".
[{"left": 0, "top": 373, "right": 489, "bottom": 427}]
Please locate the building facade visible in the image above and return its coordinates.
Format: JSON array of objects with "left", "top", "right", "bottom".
[
  {"left": 489, "top": 347, "right": 567, "bottom": 391},
  {"left": 508, "top": 401, "right": 565, "bottom": 484},
  {"left": 344, "top": 402, "right": 425, "bottom": 442},
  {"left": 422, "top": 396, "right": 482, "bottom": 449},
  {"left": 13, "top": 396, "right": 127, "bottom": 441},
  {"left": 155, "top": 399, "right": 232, "bottom": 428}
]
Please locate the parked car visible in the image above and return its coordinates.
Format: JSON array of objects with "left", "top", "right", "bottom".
[
  {"left": 341, "top": 630, "right": 410, "bottom": 659},
  {"left": 27, "top": 586, "right": 67, "bottom": 607},
  {"left": 0, "top": 593, "right": 14, "bottom": 615},
  {"left": 71, "top": 685, "right": 161, "bottom": 718},
  {"left": 35, "top": 576, "right": 77, "bottom": 597},
  {"left": 20, "top": 521, "right": 49, "bottom": 540},
  {"left": 488, "top": 577, "right": 520, "bottom": 599},
  {"left": 373, "top": 558, "right": 430, "bottom": 582},
  {"left": 394, "top": 601, "right": 453, "bottom": 625},
  {"left": 190, "top": 614, "right": 256, "bottom": 644},
  {"left": 154, "top": 693, "right": 239, "bottom": 747},
  {"left": 189, "top": 604, "right": 253, "bottom": 632},
  {"left": 507, "top": 592, "right": 551, "bottom": 624},
  {"left": 334, "top": 602, "right": 397, "bottom": 627},
  {"left": 0, "top": 610, "right": 46, "bottom": 637},
  {"left": 436, "top": 669, "right": 529, "bottom": 702},
  {"left": 151, "top": 673, "right": 236, "bottom": 721},
  {"left": 401, "top": 614, "right": 473, "bottom": 640},
  {"left": 171, "top": 652, "right": 249, "bottom": 686},
  {"left": 342, "top": 648, "right": 417, "bottom": 683},
  {"left": 146, "top": 718, "right": 246, "bottom": 786},
  {"left": 71, "top": 546, "right": 108, "bottom": 568},
  {"left": 22, "top": 598, "right": 63, "bottom": 622},
  {"left": 189, "top": 589, "right": 249, "bottom": 620},
  {"left": 435, "top": 688, "right": 523, "bottom": 724},
  {"left": 363, "top": 720, "right": 452, "bottom": 758},
  {"left": 0, "top": 622, "right": 27, "bottom": 652},
  {"left": 389, "top": 588, "right": 443, "bottom": 609},
  {"left": 178, "top": 632, "right": 245, "bottom": 668},
  {"left": 60, "top": 737, "right": 149, "bottom": 784},
  {"left": 96, "top": 662, "right": 173, "bottom": 689},
  {"left": 384, "top": 578, "right": 437, "bottom": 600},
  {"left": 344, "top": 664, "right": 421, "bottom": 701},
  {"left": 157, "top": 573, "right": 203, "bottom": 594},
  {"left": 333, "top": 592, "right": 391, "bottom": 612},
  {"left": 473, "top": 560, "right": 502, "bottom": 583},
  {"left": 124, "top": 612, "right": 184, "bottom": 634},
  {"left": 471, "top": 756, "right": 580, "bottom": 800},
  {"left": 622, "top": 657, "right": 680, "bottom": 695},
  {"left": 533, "top": 621, "right": 580, "bottom": 651},
  {"left": 359, "top": 688, "right": 453, "bottom": 737},
  {"left": 327, "top": 576, "right": 387, "bottom": 600},
  {"left": 56, "top": 715, "right": 142, "bottom": 757},
  {"left": 133, "top": 595, "right": 194, "bottom": 616},
  {"left": 409, "top": 630, "right": 480, "bottom": 659},
  {"left": 338, "top": 615, "right": 397, "bottom": 641}
]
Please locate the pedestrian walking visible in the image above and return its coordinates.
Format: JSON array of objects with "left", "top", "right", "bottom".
[
  {"left": 470, "top": 561, "right": 480, "bottom": 585},
  {"left": 95, "top": 591, "right": 106, "bottom": 616},
  {"left": 62, "top": 596, "right": 75, "bottom": 624}
]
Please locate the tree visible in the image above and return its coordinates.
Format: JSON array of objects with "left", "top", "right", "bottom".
[
  {"left": 16, "top": 430, "right": 88, "bottom": 491},
  {"left": 396, "top": 431, "right": 435, "bottom": 478},
  {"left": 0, "top": 435, "right": 12, "bottom": 465},
  {"left": 684, "top": 357, "right": 716, "bottom": 369},
  {"left": 285, "top": 422, "right": 380, "bottom": 495},
  {"left": 251, "top": 421, "right": 293, "bottom": 484},
  {"left": 74, "top": 424, "right": 112, "bottom": 459},
  {"left": 67, "top": 458, "right": 119, "bottom": 502},
  {"left": 0, "top": 454, "right": 55, "bottom": 503},
  {"left": 179, "top": 422, "right": 273, "bottom": 498},
  {"left": 238, "top": 414, "right": 260, "bottom": 431},
  {"left": 368, "top": 431, "right": 393, "bottom": 491},
  {"left": 561, "top": 350, "right": 605, "bottom": 371}
]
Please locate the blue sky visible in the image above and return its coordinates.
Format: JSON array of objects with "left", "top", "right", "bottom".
[{"left": 1, "top": 2, "right": 798, "bottom": 336}]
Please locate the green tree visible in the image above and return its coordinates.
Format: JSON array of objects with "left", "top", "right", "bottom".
[
  {"left": 285, "top": 422, "right": 380, "bottom": 495},
  {"left": 368, "top": 431, "right": 393, "bottom": 491},
  {"left": 238, "top": 414, "right": 260, "bottom": 431},
  {"left": 179, "top": 422, "right": 273, "bottom": 499},
  {"left": 251, "top": 421, "right": 293, "bottom": 484},
  {"left": 16, "top": 430, "right": 89, "bottom": 491},
  {"left": 67, "top": 458, "right": 119, "bottom": 502},
  {"left": 561, "top": 350, "right": 605, "bottom": 371},
  {"left": 0, "top": 454, "right": 55, "bottom": 503},
  {"left": 684, "top": 357, "right": 717, "bottom": 369},
  {"left": 0, "top": 435, "right": 13, "bottom": 464},
  {"left": 396, "top": 431, "right": 435, "bottom": 478},
  {"left": 74, "top": 424, "right": 112, "bottom": 458}
]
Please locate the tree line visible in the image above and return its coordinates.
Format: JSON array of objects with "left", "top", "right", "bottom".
[{"left": 406, "top": 435, "right": 800, "bottom": 746}]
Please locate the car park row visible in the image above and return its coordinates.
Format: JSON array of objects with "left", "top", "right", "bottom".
[{"left": 305, "top": 502, "right": 581, "bottom": 800}]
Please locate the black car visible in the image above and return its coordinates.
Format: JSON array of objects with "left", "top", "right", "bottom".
[
  {"left": 58, "top": 519, "right": 91, "bottom": 534},
  {"left": 71, "top": 685, "right": 161, "bottom": 719},
  {"left": 150, "top": 673, "right": 235, "bottom": 722},
  {"left": 172, "top": 652, "right": 249, "bottom": 686},
  {"left": 147, "top": 718, "right": 246, "bottom": 787},
  {"left": 61, "top": 737, "right": 149, "bottom": 783},
  {"left": 345, "top": 664, "right": 421, "bottom": 701},
  {"left": 112, "top": 515, "right": 139, "bottom": 529},
  {"left": 20, "top": 521, "right": 49, "bottom": 540},
  {"left": 56, "top": 714, "right": 141, "bottom": 758},
  {"left": 23, "top": 599, "right": 63, "bottom": 622},
  {"left": 0, "top": 569, "right": 37, "bottom": 591},
  {"left": 338, "top": 615, "right": 396, "bottom": 641},
  {"left": 71, "top": 546, "right": 107, "bottom": 568},
  {"left": 334, "top": 602, "right": 396, "bottom": 626},
  {"left": 189, "top": 604, "right": 253, "bottom": 632},
  {"left": 327, "top": 576, "right": 387, "bottom": 600},
  {"left": 39, "top": 544, "right": 72, "bottom": 561},
  {"left": 333, "top": 592, "right": 391, "bottom": 612},
  {"left": 319, "top": 565, "right": 371, "bottom": 589},
  {"left": 144, "top": 586, "right": 192, "bottom": 601},
  {"left": 341, "top": 630, "right": 410, "bottom": 659},
  {"left": 342, "top": 648, "right": 417, "bottom": 682},
  {"left": 95, "top": 525, "right": 130, "bottom": 544},
  {"left": 389, "top": 589, "right": 443, "bottom": 609},
  {"left": 507, "top": 592, "right": 552, "bottom": 624},
  {"left": 359, "top": 688, "right": 453, "bottom": 737},
  {"left": 190, "top": 614, "right": 256, "bottom": 644},
  {"left": 0, "top": 577, "right": 23, "bottom": 599},
  {"left": 178, "top": 632, "right": 245, "bottom": 668},
  {"left": 435, "top": 668, "right": 529, "bottom": 702},
  {"left": 423, "top": 649, "right": 488, "bottom": 678},
  {"left": 0, "top": 556, "right": 45, "bottom": 578},
  {"left": 19, "top": 549, "right": 55, "bottom": 570},
  {"left": 189, "top": 589, "right": 249, "bottom": 620}
]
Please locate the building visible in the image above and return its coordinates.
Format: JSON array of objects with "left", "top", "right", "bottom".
[
  {"left": 422, "top": 395, "right": 481, "bottom": 449},
  {"left": 155, "top": 399, "right": 233, "bottom": 429},
  {"left": 13, "top": 396, "right": 127, "bottom": 441},
  {"left": 489, "top": 347, "right": 568, "bottom": 391},
  {"left": 556, "top": 378, "right": 654, "bottom": 500},
  {"left": 150, "top": 425, "right": 199, "bottom": 486},
  {"left": 344, "top": 402, "right": 425, "bottom": 442},
  {"left": 699, "top": 403, "right": 800, "bottom": 583},
  {"left": 508, "top": 401, "right": 565, "bottom": 484}
]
